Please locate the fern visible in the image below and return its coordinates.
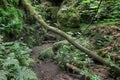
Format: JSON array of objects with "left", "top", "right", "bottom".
[
  {"left": 0, "top": 41, "right": 38, "bottom": 80},
  {"left": 0, "top": 70, "right": 7, "bottom": 80},
  {"left": 3, "top": 57, "right": 19, "bottom": 68},
  {"left": 0, "top": 1, "right": 24, "bottom": 38},
  {"left": 16, "top": 67, "right": 38, "bottom": 80}
]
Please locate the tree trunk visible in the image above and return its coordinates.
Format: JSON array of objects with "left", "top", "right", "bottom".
[{"left": 22, "top": 0, "right": 120, "bottom": 73}]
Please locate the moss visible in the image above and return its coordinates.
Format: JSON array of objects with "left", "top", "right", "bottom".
[
  {"left": 39, "top": 47, "right": 54, "bottom": 59},
  {"left": 57, "top": 7, "right": 81, "bottom": 28},
  {"left": 53, "top": 40, "right": 68, "bottom": 49},
  {"left": 34, "top": 3, "right": 59, "bottom": 23},
  {"left": 54, "top": 36, "right": 91, "bottom": 69}
]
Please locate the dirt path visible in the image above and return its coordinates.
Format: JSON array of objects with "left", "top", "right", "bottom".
[
  {"left": 30, "top": 42, "right": 119, "bottom": 80},
  {"left": 31, "top": 43, "right": 84, "bottom": 80}
]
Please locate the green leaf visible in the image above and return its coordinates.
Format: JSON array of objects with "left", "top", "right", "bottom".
[
  {"left": 16, "top": 67, "right": 38, "bottom": 80},
  {"left": 0, "top": 70, "right": 7, "bottom": 80},
  {"left": 83, "top": 0, "right": 91, "bottom": 4}
]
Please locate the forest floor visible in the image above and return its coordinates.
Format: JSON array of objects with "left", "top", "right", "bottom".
[
  {"left": 30, "top": 25, "right": 120, "bottom": 80},
  {"left": 31, "top": 43, "right": 83, "bottom": 80},
  {"left": 30, "top": 42, "right": 118, "bottom": 80}
]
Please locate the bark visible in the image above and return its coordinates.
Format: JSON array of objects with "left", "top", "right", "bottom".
[
  {"left": 22, "top": 0, "right": 120, "bottom": 73},
  {"left": 66, "top": 63, "right": 81, "bottom": 73}
]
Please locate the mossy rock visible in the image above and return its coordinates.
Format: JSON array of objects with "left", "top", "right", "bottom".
[
  {"left": 39, "top": 47, "right": 54, "bottom": 59},
  {"left": 56, "top": 0, "right": 100, "bottom": 28},
  {"left": 57, "top": 7, "right": 81, "bottom": 28}
]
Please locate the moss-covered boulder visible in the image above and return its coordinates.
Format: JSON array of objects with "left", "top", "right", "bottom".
[
  {"left": 39, "top": 47, "right": 54, "bottom": 59},
  {"left": 56, "top": 0, "right": 99, "bottom": 28},
  {"left": 56, "top": 0, "right": 93, "bottom": 28},
  {"left": 57, "top": 6, "right": 81, "bottom": 28}
]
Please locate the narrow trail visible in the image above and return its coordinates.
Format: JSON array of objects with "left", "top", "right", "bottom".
[{"left": 30, "top": 43, "right": 83, "bottom": 80}]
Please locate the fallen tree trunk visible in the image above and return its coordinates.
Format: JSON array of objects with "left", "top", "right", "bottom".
[{"left": 22, "top": 0, "right": 120, "bottom": 73}]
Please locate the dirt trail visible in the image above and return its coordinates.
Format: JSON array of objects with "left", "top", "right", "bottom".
[
  {"left": 30, "top": 43, "right": 119, "bottom": 80},
  {"left": 31, "top": 43, "right": 83, "bottom": 80}
]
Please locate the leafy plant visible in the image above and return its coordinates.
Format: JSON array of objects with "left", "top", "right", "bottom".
[
  {"left": 0, "top": 0, "right": 24, "bottom": 38},
  {"left": 0, "top": 38, "right": 38, "bottom": 80},
  {"left": 54, "top": 36, "right": 91, "bottom": 68},
  {"left": 80, "top": 68, "right": 102, "bottom": 80}
]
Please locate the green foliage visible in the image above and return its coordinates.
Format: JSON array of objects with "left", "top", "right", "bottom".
[
  {"left": 35, "top": 4, "right": 50, "bottom": 20},
  {"left": 96, "top": 0, "right": 120, "bottom": 23},
  {"left": 53, "top": 36, "right": 103, "bottom": 79},
  {"left": 21, "top": 24, "right": 44, "bottom": 47},
  {"left": 89, "top": 25, "right": 120, "bottom": 67},
  {"left": 56, "top": 0, "right": 120, "bottom": 28},
  {"left": 80, "top": 68, "right": 102, "bottom": 80},
  {"left": 0, "top": 70, "right": 7, "bottom": 80},
  {"left": 39, "top": 47, "right": 54, "bottom": 60},
  {"left": 0, "top": 0, "right": 24, "bottom": 38},
  {"left": 80, "top": 0, "right": 120, "bottom": 23},
  {"left": 0, "top": 0, "right": 44, "bottom": 47},
  {"left": 54, "top": 36, "right": 91, "bottom": 68},
  {"left": 82, "top": 0, "right": 91, "bottom": 4},
  {"left": 15, "top": 67, "right": 38, "bottom": 80},
  {"left": 91, "top": 75, "right": 102, "bottom": 80},
  {"left": 57, "top": 6, "right": 81, "bottom": 27},
  {"left": 0, "top": 38, "right": 38, "bottom": 80},
  {"left": 34, "top": 3, "right": 58, "bottom": 23}
]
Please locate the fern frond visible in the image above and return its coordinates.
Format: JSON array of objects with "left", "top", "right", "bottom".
[
  {"left": 3, "top": 57, "right": 19, "bottom": 67},
  {"left": 16, "top": 67, "right": 38, "bottom": 80},
  {"left": 0, "top": 70, "right": 7, "bottom": 80}
]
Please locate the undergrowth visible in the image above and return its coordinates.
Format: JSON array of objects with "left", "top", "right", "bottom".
[
  {"left": 0, "top": 0, "right": 44, "bottom": 47},
  {"left": 39, "top": 36, "right": 99, "bottom": 79},
  {"left": 53, "top": 36, "right": 102, "bottom": 80},
  {"left": 54, "top": 36, "right": 91, "bottom": 68},
  {"left": 0, "top": 36, "right": 38, "bottom": 80},
  {"left": 0, "top": 0, "right": 24, "bottom": 38}
]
